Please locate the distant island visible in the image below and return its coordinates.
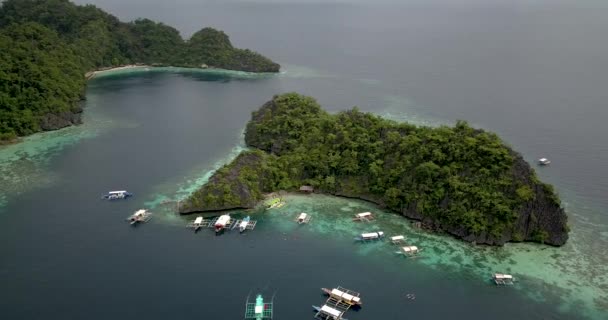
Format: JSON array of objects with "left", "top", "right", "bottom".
[
  {"left": 179, "top": 93, "right": 569, "bottom": 246},
  {"left": 0, "top": 0, "right": 280, "bottom": 142}
]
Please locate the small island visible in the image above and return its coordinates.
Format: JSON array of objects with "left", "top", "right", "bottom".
[
  {"left": 0, "top": 0, "right": 279, "bottom": 142},
  {"left": 179, "top": 93, "right": 569, "bottom": 246}
]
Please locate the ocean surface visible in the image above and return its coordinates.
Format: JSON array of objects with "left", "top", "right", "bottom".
[{"left": 2, "top": 1, "right": 608, "bottom": 319}]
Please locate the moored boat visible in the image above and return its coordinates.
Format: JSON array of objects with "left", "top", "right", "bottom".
[{"left": 103, "top": 190, "right": 132, "bottom": 200}]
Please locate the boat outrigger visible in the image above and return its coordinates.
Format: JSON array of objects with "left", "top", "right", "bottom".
[
  {"left": 390, "top": 235, "right": 406, "bottom": 244},
  {"left": 352, "top": 212, "right": 374, "bottom": 222},
  {"left": 187, "top": 216, "right": 206, "bottom": 232},
  {"left": 295, "top": 212, "right": 312, "bottom": 224},
  {"left": 354, "top": 231, "right": 384, "bottom": 241},
  {"left": 238, "top": 216, "right": 257, "bottom": 233},
  {"left": 103, "top": 190, "right": 132, "bottom": 200},
  {"left": 126, "top": 209, "right": 151, "bottom": 225},
  {"left": 244, "top": 293, "right": 273, "bottom": 319},
  {"left": 312, "top": 305, "right": 348, "bottom": 320},
  {"left": 321, "top": 287, "right": 362, "bottom": 306},
  {"left": 397, "top": 245, "right": 420, "bottom": 256},
  {"left": 493, "top": 273, "right": 515, "bottom": 285},
  {"left": 214, "top": 214, "right": 232, "bottom": 233}
]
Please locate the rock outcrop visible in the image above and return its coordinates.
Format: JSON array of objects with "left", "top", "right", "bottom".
[{"left": 180, "top": 93, "right": 569, "bottom": 246}]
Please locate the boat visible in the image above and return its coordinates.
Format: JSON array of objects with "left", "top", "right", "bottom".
[
  {"left": 296, "top": 212, "right": 312, "bottom": 224},
  {"left": 390, "top": 235, "right": 405, "bottom": 244},
  {"left": 126, "top": 209, "right": 151, "bottom": 225},
  {"left": 492, "top": 273, "right": 515, "bottom": 285},
  {"left": 265, "top": 198, "right": 284, "bottom": 209},
  {"left": 352, "top": 212, "right": 373, "bottom": 222},
  {"left": 189, "top": 216, "right": 205, "bottom": 232},
  {"left": 312, "top": 305, "right": 347, "bottom": 320},
  {"left": 321, "top": 287, "right": 362, "bottom": 305},
  {"left": 103, "top": 190, "right": 132, "bottom": 200},
  {"left": 239, "top": 216, "right": 251, "bottom": 233},
  {"left": 538, "top": 158, "right": 551, "bottom": 165},
  {"left": 354, "top": 231, "right": 384, "bottom": 241},
  {"left": 214, "top": 214, "right": 231, "bottom": 233},
  {"left": 245, "top": 293, "right": 273, "bottom": 319},
  {"left": 397, "top": 245, "right": 420, "bottom": 256}
]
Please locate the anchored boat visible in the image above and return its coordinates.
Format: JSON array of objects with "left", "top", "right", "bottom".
[
  {"left": 321, "top": 287, "right": 362, "bottom": 306},
  {"left": 538, "top": 158, "right": 551, "bottom": 165},
  {"left": 354, "top": 231, "right": 384, "bottom": 241},
  {"left": 103, "top": 190, "right": 132, "bottom": 200},
  {"left": 126, "top": 209, "right": 151, "bottom": 225},
  {"left": 397, "top": 245, "right": 420, "bottom": 256},
  {"left": 296, "top": 212, "right": 312, "bottom": 224},
  {"left": 214, "top": 214, "right": 232, "bottom": 233},
  {"left": 312, "top": 305, "right": 348, "bottom": 320},
  {"left": 352, "top": 212, "right": 374, "bottom": 222},
  {"left": 244, "top": 293, "right": 273, "bottom": 319},
  {"left": 493, "top": 273, "right": 515, "bottom": 285}
]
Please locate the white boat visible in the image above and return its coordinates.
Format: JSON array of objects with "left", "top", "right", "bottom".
[
  {"left": 312, "top": 305, "right": 347, "bottom": 320},
  {"left": 493, "top": 273, "right": 515, "bottom": 285},
  {"left": 296, "top": 212, "right": 312, "bottom": 224},
  {"left": 126, "top": 209, "right": 151, "bottom": 224},
  {"left": 538, "top": 158, "right": 551, "bottom": 165},
  {"left": 354, "top": 231, "right": 384, "bottom": 241},
  {"left": 103, "top": 190, "right": 132, "bottom": 200},
  {"left": 353, "top": 212, "right": 374, "bottom": 221},
  {"left": 239, "top": 216, "right": 251, "bottom": 233},
  {"left": 214, "top": 214, "right": 231, "bottom": 233},
  {"left": 398, "top": 245, "right": 420, "bottom": 256}
]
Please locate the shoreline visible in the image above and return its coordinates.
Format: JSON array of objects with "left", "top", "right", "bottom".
[{"left": 86, "top": 64, "right": 152, "bottom": 79}]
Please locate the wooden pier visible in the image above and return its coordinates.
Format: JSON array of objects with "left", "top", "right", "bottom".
[{"left": 314, "top": 286, "right": 361, "bottom": 320}]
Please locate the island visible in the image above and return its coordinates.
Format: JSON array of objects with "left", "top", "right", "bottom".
[
  {"left": 179, "top": 93, "right": 569, "bottom": 246},
  {"left": 0, "top": 0, "right": 280, "bottom": 142}
]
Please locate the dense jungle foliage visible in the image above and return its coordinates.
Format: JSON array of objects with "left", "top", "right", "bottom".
[
  {"left": 182, "top": 93, "right": 568, "bottom": 245},
  {"left": 0, "top": 0, "right": 279, "bottom": 140}
]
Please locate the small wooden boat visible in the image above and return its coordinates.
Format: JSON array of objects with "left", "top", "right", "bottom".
[
  {"left": 103, "top": 190, "right": 132, "bottom": 200},
  {"left": 296, "top": 212, "right": 312, "bottom": 224},
  {"left": 493, "top": 273, "right": 515, "bottom": 285},
  {"left": 126, "top": 209, "right": 151, "bottom": 225},
  {"left": 354, "top": 231, "right": 384, "bottom": 241},
  {"left": 214, "top": 214, "right": 231, "bottom": 233},
  {"left": 312, "top": 305, "right": 347, "bottom": 320},
  {"left": 321, "top": 287, "right": 362, "bottom": 305},
  {"left": 352, "top": 212, "right": 374, "bottom": 222},
  {"left": 397, "top": 245, "right": 420, "bottom": 256},
  {"left": 538, "top": 158, "right": 551, "bottom": 165},
  {"left": 390, "top": 235, "right": 405, "bottom": 244}
]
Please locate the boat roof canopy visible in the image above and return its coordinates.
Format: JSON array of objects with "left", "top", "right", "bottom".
[
  {"left": 298, "top": 213, "right": 308, "bottom": 219},
  {"left": 391, "top": 235, "right": 404, "bottom": 241},
  {"left": 109, "top": 190, "right": 127, "bottom": 194},
  {"left": 321, "top": 305, "right": 342, "bottom": 317},
  {"left": 254, "top": 305, "right": 263, "bottom": 314},
  {"left": 356, "top": 212, "right": 372, "bottom": 217},
  {"left": 539, "top": 158, "right": 548, "bottom": 161},
  {"left": 362, "top": 232, "right": 378, "bottom": 238},
  {"left": 194, "top": 217, "right": 203, "bottom": 224},
  {"left": 495, "top": 274, "right": 513, "bottom": 279}
]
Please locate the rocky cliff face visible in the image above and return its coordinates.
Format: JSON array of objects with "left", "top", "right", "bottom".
[{"left": 39, "top": 107, "right": 83, "bottom": 131}]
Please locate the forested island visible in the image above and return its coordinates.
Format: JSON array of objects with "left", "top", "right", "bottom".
[
  {"left": 0, "top": 0, "right": 279, "bottom": 142},
  {"left": 179, "top": 93, "right": 569, "bottom": 246}
]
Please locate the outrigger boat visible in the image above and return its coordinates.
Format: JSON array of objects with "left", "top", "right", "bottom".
[
  {"left": 354, "top": 231, "right": 384, "bottom": 241},
  {"left": 214, "top": 214, "right": 232, "bottom": 233},
  {"left": 390, "top": 235, "right": 406, "bottom": 244},
  {"left": 538, "top": 158, "right": 551, "bottom": 165},
  {"left": 296, "top": 212, "right": 312, "bottom": 224},
  {"left": 352, "top": 212, "right": 374, "bottom": 222},
  {"left": 187, "top": 216, "right": 205, "bottom": 232},
  {"left": 239, "top": 216, "right": 251, "bottom": 233},
  {"left": 397, "top": 245, "right": 420, "bottom": 256},
  {"left": 126, "top": 209, "right": 151, "bottom": 225},
  {"left": 321, "top": 287, "right": 362, "bottom": 306},
  {"left": 312, "top": 305, "right": 348, "bottom": 320},
  {"left": 103, "top": 190, "right": 132, "bottom": 200},
  {"left": 492, "top": 273, "right": 515, "bottom": 285},
  {"left": 244, "top": 293, "right": 273, "bottom": 319}
]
